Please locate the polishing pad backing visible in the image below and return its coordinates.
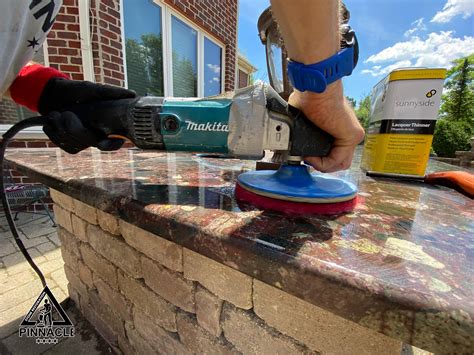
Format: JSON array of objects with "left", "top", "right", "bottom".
[{"left": 236, "top": 164, "right": 357, "bottom": 203}]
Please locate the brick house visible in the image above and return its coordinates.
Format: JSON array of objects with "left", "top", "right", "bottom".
[
  {"left": 237, "top": 53, "right": 257, "bottom": 89},
  {"left": 0, "top": 0, "right": 239, "bottom": 210},
  {"left": 0, "top": 0, "right": 239, "bottom": 133}
]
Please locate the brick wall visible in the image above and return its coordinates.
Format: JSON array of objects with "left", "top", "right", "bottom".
[
  {"left": 238, "top": 69, "right": 249, "bottom": 89},
  {"left": 165, "top": 0, "right": 238, "bottom": 92},
  {"left": 51, "top": 190, "right": 402, "bottom": 354},
  {"left": 90, "top": 0, "right": 126, "bottom": 86},
  {"left": 47, "top": 0, "right": 84, "bottom": 80},
  {"left": 0, "top": 100, "right": 18, "bottom": 124}
]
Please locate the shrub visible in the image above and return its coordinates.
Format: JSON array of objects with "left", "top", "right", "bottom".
[{"left": 432, "top": 119, "right": 472, "bottom": 157}]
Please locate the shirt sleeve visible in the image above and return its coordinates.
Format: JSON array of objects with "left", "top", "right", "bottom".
[{"left": 0, "top": 0, "right": 62, "bottom": 96}]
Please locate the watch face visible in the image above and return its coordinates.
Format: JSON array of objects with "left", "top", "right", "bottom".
[{"left": 340, "top": 25, "right": 359, "bottom": 68}]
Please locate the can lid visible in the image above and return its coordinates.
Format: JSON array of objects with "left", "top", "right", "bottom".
[{"left": 388, "top": 68, "right": 447, "bottom": 82}]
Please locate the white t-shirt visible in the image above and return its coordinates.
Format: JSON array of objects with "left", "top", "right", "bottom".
[{"left": 0, "top": 0, "right": 62, "bottom": 96}]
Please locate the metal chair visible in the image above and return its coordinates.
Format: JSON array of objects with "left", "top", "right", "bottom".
[{"left": 2, "top": 167, "right": 56, "bottom": 227}]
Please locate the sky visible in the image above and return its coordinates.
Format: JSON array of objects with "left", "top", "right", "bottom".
[{"left": 237, "top": 0, "right": 474, "bottom": 106}]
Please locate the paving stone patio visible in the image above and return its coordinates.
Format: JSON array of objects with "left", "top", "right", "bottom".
[{"left": 0, "top": 212, "right": 111, "bottom": 354}]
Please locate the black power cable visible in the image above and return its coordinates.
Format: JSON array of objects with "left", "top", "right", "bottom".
[{"left": 0, "top": 116, "right": 49, "bottom": 287}]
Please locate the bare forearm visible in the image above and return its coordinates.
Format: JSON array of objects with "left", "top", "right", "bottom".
[
  {"left": 270, "top": 0, "right": 340, "bottom": 64},
  {"left": 269, "top": 0, "right": 364, "bottom": 172}
]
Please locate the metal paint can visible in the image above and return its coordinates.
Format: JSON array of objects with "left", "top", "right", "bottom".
[{"left": 361, "top": 68, "right": 446, "bottom": 177}]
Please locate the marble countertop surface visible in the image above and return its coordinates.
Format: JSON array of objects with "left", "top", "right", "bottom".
[{"left": 6, "top": 148, "right": 473, "bottom": 353}]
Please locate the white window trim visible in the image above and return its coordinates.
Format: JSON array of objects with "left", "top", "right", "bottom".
[{"left": 123, "top": 0, "right": 226, "bottom": 98}]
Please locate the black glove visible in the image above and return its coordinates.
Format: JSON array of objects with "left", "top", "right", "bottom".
[
  {"left": 39, "top": 78, "right": 136, "bottom": 154},
  {"left": 43, "top": 111, "right": 125, "bottom": 154}
]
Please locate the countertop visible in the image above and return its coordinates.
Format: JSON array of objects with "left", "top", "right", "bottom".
[{"left": 6, "top": 148, "right": 474, "bottom": 353}]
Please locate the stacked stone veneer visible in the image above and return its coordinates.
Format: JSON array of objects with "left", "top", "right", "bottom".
[{"left": 50, "top": 189, "right": 401, "bottom": 354}]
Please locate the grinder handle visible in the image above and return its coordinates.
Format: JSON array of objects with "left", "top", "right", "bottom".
[
  {"left": 288, "top": 105, "right": 335, "bottom": 157},
  {"left": 62, "top": 98, "right": 139, "bottom": 139}
]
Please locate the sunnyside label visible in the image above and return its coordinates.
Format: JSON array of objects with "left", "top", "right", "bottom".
[{"left": 361, "top": 68, "right": 446, "bottom": 176}]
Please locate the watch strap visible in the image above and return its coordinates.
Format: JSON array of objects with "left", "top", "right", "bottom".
[{"left": 287, "top": 46, "right": 355, "bottom": 93}]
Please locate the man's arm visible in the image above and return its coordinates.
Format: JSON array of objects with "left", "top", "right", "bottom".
[{"left": 270, "top": 0, "right": 364, "bottom": 172}]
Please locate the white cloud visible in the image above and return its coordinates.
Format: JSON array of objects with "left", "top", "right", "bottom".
[
  {"left": 431, "top": 0, "right": 474, "bottom": 23},
  {"left": 207, "top": 64, "right": 221, "bottom": 74},
  {"left": 212, "top": 77, "right": 220, "bottom": 82},
  {"left": 362, "top": 60, "right": 413, "bottom": 77},
  {"left": 404, "top": 18, "right": 427, "bottom": 37},
  {"left": 362, "top": 31, "right": 474, "bottom": 76}
]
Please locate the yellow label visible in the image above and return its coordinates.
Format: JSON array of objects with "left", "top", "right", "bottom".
[
  {"left": 361, "top": 133, "right": 433, "bottom": 176},
  {"left": 388, "top": 69, "right": 447, "bottom": 82}
]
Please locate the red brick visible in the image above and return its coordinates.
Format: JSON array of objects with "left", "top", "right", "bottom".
[
  {"left": 102, "top": 45, "right": 119, "bottom": 56},
  {"left": 57, "top": 31, "right": 78, "bottom": 40},
  {"left": 26, "top": 141, "right": 48, "bottom": 148},
  {"left": 47, "top": 39, "right": 67, "bottom": 47},
  {"left": 67, "top": 24, "right": 80, "bottom": 31},
  {"left": 8, "top": 141, "right": 26, "bottom": 148},
  {"left": 60, "top": 65, "right": 82, "bottom": 73},
  {"left": 58, "top": 48, "right": 79, "bottom": 56},
  {"left": 71, "top": 73, "right": 84, "bottom": 80},
  {"left": 68, "top": 40, "right": 81, "bottom": 49},
  {"left": 105, "top": 78, "right": 122, "bottom": 86},
  {"left": 101, "top": 12, "right": 118, "bottom": 26},
  {"left": 69, "top": 57, "right": 82, "bottom": 65},
  {"left": 101, "top": 29, "right": 118, "bottom": 40},
  {"left": 66, "top": 7, "right": 79, "bottom": 15},
  {"left": 51, "top": 23, "right": 66, "bottom": 31},
  {"left": 56, "top": 14, "right": 77, "bottom": 23},
  {"left": 103, "top": 61, "right": 120, "bottom": 71},
  {"left": 49, "top": 56, "right": 68, "bottom": 64},
  {"left": 109, "top": 40, "right": 122, "bottom": 50}
]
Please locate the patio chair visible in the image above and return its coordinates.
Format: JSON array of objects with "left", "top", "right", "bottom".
[{"left": 2, "top": 168, "right": 56, "bottom": 227}]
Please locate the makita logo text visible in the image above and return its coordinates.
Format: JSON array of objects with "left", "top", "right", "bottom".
[{"left": 185, "top": 121, "right": 229, "bottom": 132}]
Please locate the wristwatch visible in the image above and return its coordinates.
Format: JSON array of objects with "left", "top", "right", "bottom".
[{"left": 287, "top": 24, "right": 359, "bottom": 93}]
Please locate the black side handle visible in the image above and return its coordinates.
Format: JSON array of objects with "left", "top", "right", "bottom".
[
  {"left": 288, "top": 105, "right": 334, "bottom": 157},
  {"left": 63, "top": 98, "right": 139, "bottom": 138}
]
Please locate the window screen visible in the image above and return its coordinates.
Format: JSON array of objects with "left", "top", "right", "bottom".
[
  {"left": 171, "top": 16, "right": 197, "bottom": 97},
  {"left": 124, "top": 0, "right": 164, "bottom": 96}
]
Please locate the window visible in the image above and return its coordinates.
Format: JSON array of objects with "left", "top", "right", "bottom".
[
  {"left": 204, "top": 38, "right": 222, "bottom": 96},
  {"left": 123, "top": 1, "right": 224, "bottom": 98},
  {"left": 123, "top": 0, "right": 164, "bottom": 96},
  {"left": 171, "top": 16, "right": 197, "bottom": 97}
]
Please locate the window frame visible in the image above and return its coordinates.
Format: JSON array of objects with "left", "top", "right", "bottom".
[{"left": 121, "top": 0, "right": 225, "bottom": 98}]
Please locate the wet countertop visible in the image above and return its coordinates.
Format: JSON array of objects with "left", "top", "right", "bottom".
[{"left": 6, "top": 148, "right": 474, "bottom": 353}]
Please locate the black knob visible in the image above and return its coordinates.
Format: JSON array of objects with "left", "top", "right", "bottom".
[{"left": 163, "top": 116, "right": 179, "bottom": 132}]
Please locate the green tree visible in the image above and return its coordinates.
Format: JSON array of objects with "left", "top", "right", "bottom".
[
  {"left": 141, "top": 34, "right": 164, "bottom": 96},
  {"left": 346, "top": 96, "right": 356, "bottom": 108},
  {"left": 355, "top": 94, "right": 371, "bottom": 129},
  {"left": 433, "top": 54, "right": 473, "bottom": 157},
  {"left": 125, "top": 38, "right": 150, "bottom": 96},
  {"left": 439, "top": 54, "right": 473, "bottom": 124},
  {"left": 125, "top": 33, "right": 164, "bottom": 97},
  {"left": 172, "top": 51, "right": 197, "bottom": 97},
  {"left": 432, "top": 120, "right": 471, "bottom": 157}
]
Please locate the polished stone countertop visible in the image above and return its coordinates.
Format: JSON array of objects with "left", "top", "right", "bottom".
[{"left": 6, "top": 148, "right": 474, "bottom": 353}]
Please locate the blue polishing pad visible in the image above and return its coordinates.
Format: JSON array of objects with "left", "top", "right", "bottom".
[{"left": 237, "top": 164, "right": 357, "bottom": 202}]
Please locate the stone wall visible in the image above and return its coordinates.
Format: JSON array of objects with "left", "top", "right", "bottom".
[{"left": 51, "top": 189, "right": 402, "bottom": 354}]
